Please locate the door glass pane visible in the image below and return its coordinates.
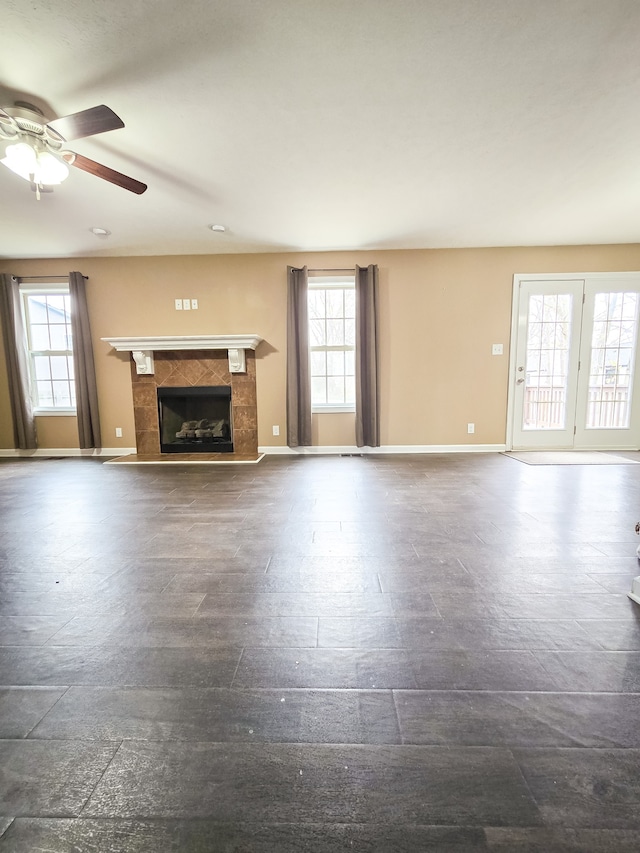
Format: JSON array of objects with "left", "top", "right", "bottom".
[
  {"left": 586, "top": 292, "right": 638, "bottom": 429},
  {"left": 523, "top": 293, "right": 573, "bottom": 430}
]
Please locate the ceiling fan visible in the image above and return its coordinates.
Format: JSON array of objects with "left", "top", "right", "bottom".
[{"left": 0, "top": 101, "right": 147, "bottom": 198}]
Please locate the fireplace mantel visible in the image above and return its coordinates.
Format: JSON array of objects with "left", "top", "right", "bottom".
[{"left": 102, "top": 335, "right": 263, "bottom": 375}]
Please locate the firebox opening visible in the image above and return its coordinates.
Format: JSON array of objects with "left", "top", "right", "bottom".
[{"left": 157, "top": 386, "right": 233, "bottom": 453}]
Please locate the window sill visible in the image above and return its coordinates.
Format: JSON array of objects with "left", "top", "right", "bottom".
[
  {"left": 312, "top": 406, "right": 355, "bottom": 414},
  {"left": 34, "top": 409, "right": 77, "bottom": 417}
]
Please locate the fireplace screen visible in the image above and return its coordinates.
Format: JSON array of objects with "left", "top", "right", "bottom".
[{"left": 157, "top": 386, "right": 233, "bottom": 453}]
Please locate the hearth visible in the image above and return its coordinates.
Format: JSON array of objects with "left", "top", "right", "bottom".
[{"left": 157, "top": 386, "right": 233, "bottom": 453}]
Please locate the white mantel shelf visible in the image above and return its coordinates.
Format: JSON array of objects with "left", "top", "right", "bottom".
[
  {"left": 102, "top": 335, "right": 263, "bottom": 375},
  {"left": 102, "top": 335, "right": 262, "bottom": 351}
]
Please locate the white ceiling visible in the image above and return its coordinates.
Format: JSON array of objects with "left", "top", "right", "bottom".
[{"left": 2, "top": 0, "right": 640, "bottom": 260}]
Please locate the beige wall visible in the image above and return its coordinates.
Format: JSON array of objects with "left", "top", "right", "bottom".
[
  {"left": 2, "top": 244, "right": 640, "bottom": 451},
  {"left": 33, "top": 415, "right": 78, "bottom": 448}
]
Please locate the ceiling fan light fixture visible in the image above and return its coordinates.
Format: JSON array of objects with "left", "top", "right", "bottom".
[
  {"left": 2, "top": 141, "right": 37, "bottom": 178},
  {"left": 1, "top": 141, "right": 69, "bottom": 185},
  {"left": 36, "top": 150, "right": 69, "bottom": 185},
  {"left": 209, "top": 224, "right": 226, "bottom": 232}
]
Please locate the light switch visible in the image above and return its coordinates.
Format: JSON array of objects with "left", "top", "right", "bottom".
[
  {"left": 191, "top": 299, "right": 198, "bottom": 310},
  {"left": 175, "top": 299, "right": 182, "bottom": 310},
  {"left": 183, "top": 299, "right": 191, "bottom": 311},
  {"left": 492, "top": 343, "right": 503, "bottom": 355}
]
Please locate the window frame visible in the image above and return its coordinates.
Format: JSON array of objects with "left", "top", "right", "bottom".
[
  {"left": 308, "top": 274, "right": 356, "bottom": 414},
  {"left": 20, "top": 283, "right": 77, "bottom": 415}
]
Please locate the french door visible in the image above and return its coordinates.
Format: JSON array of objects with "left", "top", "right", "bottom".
[{"left": 509, "top": 274, "right": 640, "bottom": 450}]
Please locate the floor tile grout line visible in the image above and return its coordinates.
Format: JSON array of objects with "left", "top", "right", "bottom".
[
  {"left": 507, "top": 746, "right": 546, "bottom": 824},
  {"left": 0, "top": 818, "right": 14, "bottom": 841},
  {"left": 569, "top": 618, "right": 609, "bottom": 651},
  {"left": 428, "top": 592, "right": 443, "bottom": 619},
  {"left": 76, "top": 739, "right": 125, "bottom": 817},
  {"left": 22, "top": 684, "right": 73, "bottom": 739},
  {"left": 390, "top": 689, "right": 405, "bottom": 745},
  {"left": 39, "top": 614, "right": 77, "bottom": 646},
  {"left": 158, "top": 574, "right": 179, "bottom": 594},
  {"left": 190, "top": 593, "right": 208, "bottom": 617},
  {"left": 230, "top": 648, "right": 245, "bottom": 688}
]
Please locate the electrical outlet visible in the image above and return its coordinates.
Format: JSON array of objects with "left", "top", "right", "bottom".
[
  {"left": 175, "top": 299, "right": 182, "bottom": 310},
  {"left": 191, "top": 299, "right": 198, "bottom": 310},
  {"left": 492, "top": 343, "right": 503, "bottom": 355},
  {"left": 272, "top": 425, "right": 280, "bottom": 436},
  {"left": 115, "top": 427, "right": 123, "bottom": 438},
  {"left": 467, "top": 423, "right": 475, "bottom": 434},
  {"left": 183, "top": 299, "right": 191, "bottom": 310}
]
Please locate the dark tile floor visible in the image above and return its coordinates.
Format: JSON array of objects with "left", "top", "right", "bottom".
[{"left": 0, "top": 453, "right": 640, "bottom": 852}]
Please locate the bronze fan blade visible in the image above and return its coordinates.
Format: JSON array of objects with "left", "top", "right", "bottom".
[
  {"left": 61, "top": 151, "right": 147, "bottom": 194},
  {"left": 46, "top": 105, "right": 124, "bottom": 141}
]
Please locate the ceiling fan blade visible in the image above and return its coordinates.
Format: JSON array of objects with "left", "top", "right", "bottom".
[
  {"left": 61, "top": 151, "right": 147, "bottom": 194},
  {"left": 46, "top": 105, "right": 124, "bottom": 141}
]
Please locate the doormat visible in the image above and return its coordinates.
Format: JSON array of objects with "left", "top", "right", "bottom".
[{"left": 502, "top": 451, "right": 640, "bottom": 465}]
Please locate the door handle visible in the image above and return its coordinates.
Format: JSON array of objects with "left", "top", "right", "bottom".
[{"left": 516, "top": 378, "right": 524, "bottom": 384}]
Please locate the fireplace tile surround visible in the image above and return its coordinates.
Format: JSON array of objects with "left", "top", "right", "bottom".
[{"left": 130, "top": 350, "right": 259, "bottom": 460}]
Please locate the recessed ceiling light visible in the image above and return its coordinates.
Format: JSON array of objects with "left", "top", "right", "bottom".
[
  {"left": 90, "top": 227, "right": 111, "bottom": 237},
  {"left": 209, "top": 224, "right": 226, "bottom": 232}
]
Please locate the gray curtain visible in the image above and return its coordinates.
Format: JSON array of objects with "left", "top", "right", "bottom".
[
  {"left": 69, "top": 272, "right": 101, "bottom": 449},
  {"left": 286, "top": 265, "right": 312, "bottom": 446},
  {"left": 355, "top": 264, "right": 380, "bottom": 447},
  {"left": 0, "top": 273, "right": 37, "bottom": 449}
]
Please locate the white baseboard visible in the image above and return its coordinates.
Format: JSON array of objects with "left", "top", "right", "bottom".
[
  {"left": 259, "top": 444, "right": 507, "bottom": 455},
  {"left": 0, "top": 447, "right": 136, "bottom": 458}
]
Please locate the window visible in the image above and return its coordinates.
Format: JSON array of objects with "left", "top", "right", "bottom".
[
  {"left": 21, "top": 285, "right": 76, "bottom": 412},
  {"left": 308, "top": 275, "right": 355, "bottom": 411}
]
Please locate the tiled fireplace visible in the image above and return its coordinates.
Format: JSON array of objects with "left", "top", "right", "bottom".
[{"left": 102, "top": 335, "right": 262, "bottom": 460}]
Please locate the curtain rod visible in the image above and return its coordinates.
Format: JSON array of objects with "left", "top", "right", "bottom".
[{"left": 16, "top": 275, "right": 88, "bottom": 281}]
